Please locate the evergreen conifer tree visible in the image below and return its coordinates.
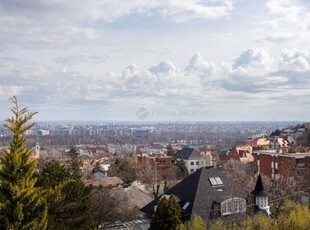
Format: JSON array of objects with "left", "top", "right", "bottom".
[
  {"left": 37, "top": 153, "right": 97, "bottom": 229},
  {"left": 0, "top": 96, "right": 48, "bottom": 229},
  {"left": 150, "top": 195, "right": 182, "bottom": 230}
]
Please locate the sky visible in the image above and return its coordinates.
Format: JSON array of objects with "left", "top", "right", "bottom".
[{"left": 0, "top": 0, "right": 309, "bottom": 121}]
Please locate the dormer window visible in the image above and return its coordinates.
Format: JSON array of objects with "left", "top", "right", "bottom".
[
  {"left": 221, "top": 198, "right": 246, "bottom": 216},
  {"left": 256, "top": 196, "right": 268, "bottom": 209}
]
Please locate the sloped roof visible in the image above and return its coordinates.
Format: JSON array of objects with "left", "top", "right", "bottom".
[
  {"left": 252, "top": 174, "right": 268, "bottom": 197},
  {"left": 113, "top": 186, "right": 153, "bottom": 210},
  {"left": 251, "top": 138, "right": 270, "bottom": 147},
  {"left": 175, "top": 147, "right": 201, "bottom": 160},
  {"left": 140, "top": 167, "right": 248, "bottom": 222}
]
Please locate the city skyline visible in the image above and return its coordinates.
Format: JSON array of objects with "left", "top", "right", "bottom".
[{"left": 0, "top": 0, "right": 309, "bottom": 121}]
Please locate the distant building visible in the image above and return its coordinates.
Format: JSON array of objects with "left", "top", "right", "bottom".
[
  {"left": 250, "top": 137, "right": 270, "bottom": 149},
  {"left": 37, "top": 129, "right": 49, "bottom": 136},
  {"left": 88, "top": 172, "right": 123, "bottom": 188},
  {"left": 175, "top": 147, "right": 206, "bottom": 174},
  {"left": 134, "top": 130, "right": 150, "bottom": 137},
  {"left": 223, "top": 146, "right": 254, "bottom": 164},
  {"left": 268, "top": 136, "right": 296, "bottom": 149},
  {"left": 137, "top": 154, "right": 175, "bottom": 178},
  {"left": 253, "top": 149, "right": 310, "bottom": 179}
]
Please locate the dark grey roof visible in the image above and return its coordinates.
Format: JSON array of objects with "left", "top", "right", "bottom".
[
  {"left": 175, "top": 147, "right": 201, "bottom": 160},
  {"left": 140, "top": 167, "right": 248, "bottom": 222},
  {"left": 252, "top": 174, "right": 268, "bottom": 197}
]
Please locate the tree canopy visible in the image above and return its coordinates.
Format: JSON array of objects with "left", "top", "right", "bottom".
[
  {"left": 177, "top": 214, "right": 206, "bottom": 230},
  {"left": 150, "top": 195, "right": 182, "bottom": 230},
  {"left": 37, "top": 157, "right": 97, "bottom": 230},
  {"left": 0, "top": 96, "right": 48, "bottom": 229}
]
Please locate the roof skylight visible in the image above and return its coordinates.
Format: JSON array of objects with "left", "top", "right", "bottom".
[{"left": 209, "top": 177, "right": 224, "bottom": 186}]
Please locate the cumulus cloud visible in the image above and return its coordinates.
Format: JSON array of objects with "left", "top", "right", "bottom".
[
  {"left": 186, "top": 53, "right": 218, "bottom": 75},
  {"left": 232, "top": 48, "right": 273, "bottom": 76},
  {"left": 1, "top": 48, "right": 310, "bottom": 120},
  {"left": 279, "top": 49, "right": 310, "bottom": 72},
  {"left": 149, "top": 60, "right": 177, "bottom": 75},
  {"left": 217, "top": 47, "right": 309, "bottom": 98}
]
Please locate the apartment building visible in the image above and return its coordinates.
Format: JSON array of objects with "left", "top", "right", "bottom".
[{"left": 253, "top": 149, "right": 310, "bottom": 179}]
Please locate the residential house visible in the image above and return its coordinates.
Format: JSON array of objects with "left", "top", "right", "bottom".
[
  {"left": 137, "top": 154, "right": 175, "bottom": 178},
  {"left": 268, "top": 136, "right": 296, "bottom": 149},
  {"left": 250, "top": 137, "right": 270, "bottom": 150},
  {"left": 199, "top": 148, "right": 215, "bottom": 167},
  {"left": 140, "top": 167, "right": 269, "bottom": 225},
  {"left": 223, "top": 146, "right": 254, "bottom": 164},
  {"left": 175, "top": 147, "right": 206, "bottom": 174},
  {"left": 88, "top": 172, "right": 123, "bottom": 188}
]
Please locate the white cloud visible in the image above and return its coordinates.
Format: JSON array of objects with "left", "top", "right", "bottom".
[
  {"left": 186, "top": 52, "right": 218, "bottom": 75},
  {"left": 279, "top": 49, "right": 310, "bottom": 72},
  {"left": 149, "top": 60, "right": 177, "bottom": 75},
  {"left": 0, "top": 0, "right": 234, "bottom": 48},
  {"left": 1, "top": 47, "right": 310, "bottom": 120},
  {"left": 159, "top": 0, "right": 233, "bottom": 22},
  {"left": 256, "top": 0, "right": 310, "bottom": 43},
  {"left": 232, "top": 48, "right": 274, "bottom": 76}
]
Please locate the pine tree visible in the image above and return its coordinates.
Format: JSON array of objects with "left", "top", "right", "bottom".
[
  {"left": 37, "top": 158, "right": 97, "bottom": 229},
  {"left": 0, "top": 96, "right": 48, "bottom": 229},
  {"left": 150, "top": 195, "right": 182, "bottom": 230}
]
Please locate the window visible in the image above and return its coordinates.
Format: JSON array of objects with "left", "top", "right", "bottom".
[
  {"left": 209, "top": 177, "right": 223, "bottom": 186},
  {"left": 196, "top": 161, "right": 199, "bottom": 165},
  {"left": 209, "top": 177, "right": 217, "bottom": 186},
  {"left": 256, "top": 197, "right": 268, "bottom": 209},
  {"left": 296, "top": 158, "right": 305, "bottom": 165},
  {"left": 191, "top": 162, "right": 194, "bottom": 165},
  {"left": 238, "top": 199, "right": 245, "bottom": 211},
  {"left": 191, "top": 169, "right": 194, "bottom": 172},
  {"left": 214, "top": 177, "right": 223, "bottom": 185},
  {"left": 221, "top": 198, "right": 246, "bottom": 216}
]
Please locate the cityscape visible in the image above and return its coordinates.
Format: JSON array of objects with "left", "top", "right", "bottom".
[
  {"left": 1, "top": 0, "right": 310, "bottom": 229},
  {"left": 0, "top": 118, "right": 309, "bottom": 229}
]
